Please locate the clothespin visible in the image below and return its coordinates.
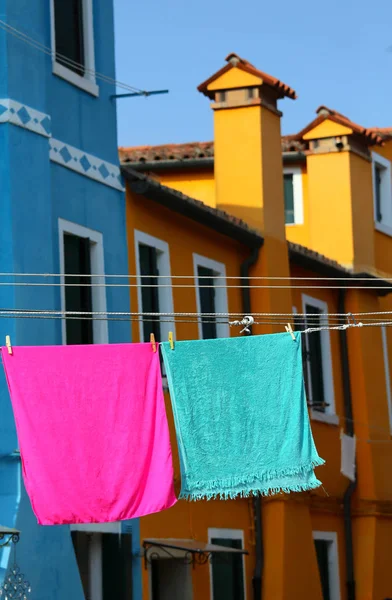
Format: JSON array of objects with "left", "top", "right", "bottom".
[
  {"left": 5, "top": 335, "right": 12, "bottom": 355},
  {"left": 150, "top": 333, "right": 157, "bottom": 353},
  {"left": 168, "top": 331, "right": 174, "bottom": 350},
  {"left": 285, "top": 323, "right": 296, "bottom": 341}
]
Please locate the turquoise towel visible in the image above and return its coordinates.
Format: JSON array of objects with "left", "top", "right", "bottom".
[{"left": 161, "top": 332, "right": 324, "bottom": 500}]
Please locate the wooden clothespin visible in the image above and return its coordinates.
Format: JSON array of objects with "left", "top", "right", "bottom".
[
  {"left": 5, "top": 335, "right": 12, "bottom": 355},
  {"left": 150, "top": 333, "right": 157, "bottom": 353},
  {"left": 285, "top": 323, "right": 295, "bottom": 341},
  {"left": 168, "top": 331, "right": 174, "bottom": 350}
]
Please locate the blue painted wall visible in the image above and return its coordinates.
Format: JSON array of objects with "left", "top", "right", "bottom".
[{"left": 0, "top": 0, "right": 141, "bottom": 597}]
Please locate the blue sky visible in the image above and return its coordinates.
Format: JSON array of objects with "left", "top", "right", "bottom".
[{"left": 114, "top": 0, "right": 392, "bottom": 148}]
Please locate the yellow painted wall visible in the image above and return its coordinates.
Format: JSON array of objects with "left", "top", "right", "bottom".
[
  {"left": 303, "top": 118, "right": 353, "bottom": 140},
  {"left": 154, "top": 169, "right": 216, "bottom": 208},
  {"left": 349, "top": 153, "right": 375, "bottom": 272},
  {"left": 206, "top": 66, "right": 262, "bottom": 91},
  {"left": 306, "top": 152, "right": 354, "bottom": 268}
]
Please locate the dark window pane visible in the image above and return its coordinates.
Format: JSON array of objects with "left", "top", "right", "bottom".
[
  {"left": 211, "top": 538, "right": 244, "bottom": 600},
  {"left": 198, "top": 266, "right": 217, "bottom": 339},
  {"left": 64, "top": 234, "right": 93, "bottom": 345},
  {"left": 139, "top": 244, "right": 160, "bottom": 342},
  {"left": 71, "top": 532, "right": 91, "bottom": 600},
  {"left": 102, "top": 533, "right": 133, "bottom": 600},
  {"left": 375, "top": 165, "right": 383, "bottom": 222},
  {"left": 284, "top": 174, "right": 295, "bottom": 224},
  {"left": 305, "top": 304, "right": 325, "bottom": 410},
  {"left": 54, "top": 0, "right": 85, "bottom": 75},
  {"left": 314, "top": 539, "right": 331, "bottom": 600}
]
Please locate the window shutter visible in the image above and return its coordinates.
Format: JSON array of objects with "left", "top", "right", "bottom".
[
  {"left": 64, "top": 234, "right": 93, "bottom": 345},
  {"left": 197, "top": 266, "right": 217, "bottom": 339},
  {"left": 53, "top": 0, "right": 85, "bottom": 74},
  {"left": 284, "top": 174, "right": 295, "bottom": 224},
  {"left": 375, "top": 165, "right": 383, "bottom": 222},
  {"left": 210, "top": 538, "right": 244, "bottom": 600},
  {"left": 314, "top": 540, "right": 331, "bottom": 600},
  {"left": 102, "top": 533, "right": 132, "bottom": 600},
  {"left": 305, "top": 305, "right": 325, "bottom": 410},
  {"left": 139, "top": 244, "right": 161, "bottom": 342}
]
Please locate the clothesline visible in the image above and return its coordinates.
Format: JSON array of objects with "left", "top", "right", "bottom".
[
  {"left": 0, "top": 282, "right": 391, "bottom": 290},
  {"left": 0, "top": 273, "right": 391, "bottom": 281}
]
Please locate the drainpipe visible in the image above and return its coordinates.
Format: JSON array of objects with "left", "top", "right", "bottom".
[
  {"left": 240, "top": 245, "right": 263, "bottom": 600},
  {"left": 338, "top": 289, "right": 356, "bottom": 600}
]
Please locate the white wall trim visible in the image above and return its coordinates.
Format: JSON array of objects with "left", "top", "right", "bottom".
[
  {"left": 50, "top": 139, "right": 124, "bottom": 191},
  {"left": 381, "top": 326, "right": 392, "bottom": 434},
  {"left": 313, "top": 531, "right": 341, "bottom": 600},
  {"left": 70, "top": 522, "right": 121, "bottom": 533},
  {"left": 50, "top": 0, "right": 99, "bottom": 97},
  {"left": 208, "top": 528, "right": 246, "bottom": 600},
  {"left": 302, "top": 294, "right": 336, "bottom": 420},
  {"left": 0, "top": 98, "right": 51, "bottom": 137},
  {"left": 372, "top": 151, "right": 392, "bottom": 236},
  {"left": 284, "top": 167, "right": 304, "bottom": 226},
  {"left": 134, "top": 230, "right": 175, "bottom": 343},
  {"left": 193, "top": 253, "right": 229, "bottom": 339},
  {"left": 58, "top": 218, "right": 108, "bottom": 344}
]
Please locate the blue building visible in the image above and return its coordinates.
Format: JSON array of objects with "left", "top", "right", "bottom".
[{"left": 0, "top": 0, "right": 140, "bottom": 597}]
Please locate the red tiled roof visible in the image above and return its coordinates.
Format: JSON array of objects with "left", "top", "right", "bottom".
[
  {"left": 119, "top": 137, "right": 305, "bottom": 165},
  {"left": 294, "top": 106, "right": 383, "bottom": 145},
  {"left": 197, "top": 53, "right": 297, "bottom": 100},
  {"left": 369, "top": 127, "right": 392, "bottom": 140}
]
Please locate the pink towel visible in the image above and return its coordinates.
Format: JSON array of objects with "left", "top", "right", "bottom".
[{"left": 1, "top": 343, "right": 177, "bottom": 525}]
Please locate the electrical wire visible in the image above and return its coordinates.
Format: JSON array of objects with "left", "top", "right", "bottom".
[{"left": 0, "top": 19, "right": 145, "bottom": 95}]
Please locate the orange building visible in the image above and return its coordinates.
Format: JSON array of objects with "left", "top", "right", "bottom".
[{"left": 120, "top": 54, "right": 392, "bottom": 600}]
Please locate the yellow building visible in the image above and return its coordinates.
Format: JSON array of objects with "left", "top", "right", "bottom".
[{"left": 120, "top": 54, "right": 392, "bottom": 600}]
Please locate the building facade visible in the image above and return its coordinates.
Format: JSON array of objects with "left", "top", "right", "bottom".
[
  {"left": 120, "top": 54, "right": 392, "bottom": 599},
  {"left": 0, "top": 1, "right": 134, "bottom": 598}
]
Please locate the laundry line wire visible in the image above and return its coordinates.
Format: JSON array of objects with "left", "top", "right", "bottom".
[
  {"left": 1, "top": 272, "right": 392, "bottom": 282},
  {"left": 1, "top": 281, "right": 392, "bottom": 290},
  {"left": 1, "top": 308, "right": 392, "bottom": 321},
  {"left": 0, "top": 20, "right": 144, "bottom": 95}
]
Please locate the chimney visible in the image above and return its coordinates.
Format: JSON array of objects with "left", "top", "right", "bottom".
[
  {"left": 198, "top": 53, "right": 296, "bottom": 238},
  {"left": 198, "top": 55, "right": 297, "bottom": 321}
]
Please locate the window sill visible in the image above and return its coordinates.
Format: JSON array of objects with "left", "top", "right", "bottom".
[
  {"left": 285, "top": 222, "right": 304, "bottom": 227},
  {"left": 53, "top": 61, "right": 99, "bottom": 97},
  {"left": 310, "top": 410, "right": 339, "bottom": 426},
  {"left": 375, "top": 221, "right": 392, "bottom": 237}
]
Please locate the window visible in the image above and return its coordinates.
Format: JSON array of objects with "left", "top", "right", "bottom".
[
  {"left": 135, "top": 231, "right": 175, "bottom": 344},
  {"left": 208, "top": 529, "right": 246, "bottom": 600},
  {"left": 313, "top": 531, "right": 341, "bottom": 600},
  {"left": 71, "top": 525, "right": 132, "bottom": 600},
  {"left": 302, "top": 295, "right": 336, "bottom": 424},
  {"left": 150, "top": 558, "right": 192, "bottom": 600},
  {"left": 59, "top": 219, "right": 108, "bottom": 345},
  {"left": 51, "top": 0, "right": 98, "bottom": 96},
  {"left": 283, "top": 168, "right": 303, "bottom": 225},
  {"left": 372, "top": 152, "right": 392, "bottom": 235},
  {"left": 381, "top": 326, "right": 392, "bottom": 434},
  {"left": 193, "top": 255, "right": 229, "bottom": 340}
]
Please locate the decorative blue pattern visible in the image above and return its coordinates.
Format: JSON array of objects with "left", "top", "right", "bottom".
[
  {"left": 50, "top": 138, "right": 124, "bottom": 191},
  {"left": 0, "top": 99, "right": 51, "bottom": 137}
]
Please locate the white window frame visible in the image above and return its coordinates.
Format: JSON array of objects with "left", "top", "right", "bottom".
[
  {"left": 58, "top": 219, "right": 108, "bottom": 345},
  {"left": 283, "top": 167, "right": 304, "bottom": 226},
  {"left": 313, "top": 531, "right": 341, "bottom": 600},
  {"left": 193, "top": 254, "right": 229, "bottom": 339},
  {"left": 70, "top": 522, "right": 121, "bottom": 600},
  {"left": 208, "top": 528, "right": 246, "bottom": 600},
  {"left": 302, "top": 294, "right": 337, "bottom": 425},
  {"left": 372, "top": 152, "right": 392, "bottom": 236},
  {"left": 50, "top": 0, "right": 99, "bottom": 97},
  {"left": 381, "top": 326, "right": 392, "bottom": 434},
  {"left": 134, "top": 230, "right": 175, "bottom": 344}
]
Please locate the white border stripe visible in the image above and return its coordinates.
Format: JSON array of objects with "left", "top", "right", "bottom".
[
  {"left": 50, "top": 138, "right": 124, "bottom": 191},
  {"left": 0, "top": 98, "right": 51, "bottom": 137}
]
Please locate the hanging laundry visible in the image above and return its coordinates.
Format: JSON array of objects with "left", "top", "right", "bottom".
[
  {"left": 161, "top": 332, "right": 324, "bottom": 500},
  {"left": 340, "top": 430, "right": 356, "bottom": 482},
  {"left": 1, "top": 343, "right": 177, "bottom": 525}
]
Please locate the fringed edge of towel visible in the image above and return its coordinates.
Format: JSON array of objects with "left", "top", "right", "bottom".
[{"left": 180, "top": 457, "right": 325, "bottom": 502}]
